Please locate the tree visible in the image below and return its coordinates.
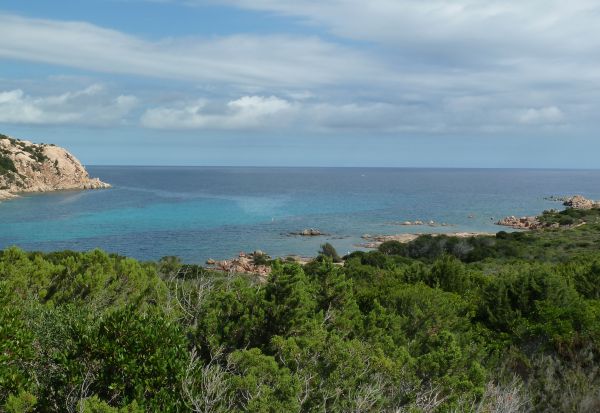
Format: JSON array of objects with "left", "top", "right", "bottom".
[{"left": 319, "top": 243, "right": 342, "bottom": 263}]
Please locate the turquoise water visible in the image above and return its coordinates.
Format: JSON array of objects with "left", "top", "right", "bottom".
[{"left": 1, "top": 167, "right": 599, "bottom": 262}]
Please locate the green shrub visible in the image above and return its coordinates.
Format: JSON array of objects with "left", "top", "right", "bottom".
[
  {"left": 559, "top": 216, "right": 576, "bottom": 226},
  {"left": 378, "top": 240, "right": 407, "bottom": 256},
  {"left": 319, "top": 242, "right": 342, "bottom": 263},
  {"left": 78, "top": 396, "right": 144, "bottom": 413},
  {"left": 87, "top": 307, "right": 187, "bottom": 412},
  {"left": 4, "top": 391, "right": 37, "bottom": 413}
]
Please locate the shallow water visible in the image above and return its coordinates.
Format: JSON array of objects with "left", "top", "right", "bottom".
[{"left": 1, "top": 167, "right": 599, "bottom": 262}]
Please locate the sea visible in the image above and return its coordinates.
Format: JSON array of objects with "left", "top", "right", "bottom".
[{"left": 1, "top": 167, "right": 599, "bottom": 263}]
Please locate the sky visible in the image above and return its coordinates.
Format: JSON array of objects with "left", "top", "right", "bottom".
[{"left": 0, "top": 0, "right": 599, "bottom": 167}]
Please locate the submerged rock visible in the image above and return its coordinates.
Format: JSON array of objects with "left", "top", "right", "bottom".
[{"left": 290, "top": 228, "right": 326, "bottom": 236}]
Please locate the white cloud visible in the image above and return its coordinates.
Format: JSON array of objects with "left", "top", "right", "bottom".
[
  {"left": 127, "top": 0, "right": 600, "bottom": 135},
  {"left": 141, "top": 96, "right": 295, "bottom": 129},
  {"left": 1, "top": 5, "right": 599, "bottom": 135},
  {"left": 518, "top": 106, "right": 564, "bottom": 124},
  {"left": 141, "top": 96, "right": 445, "bottom": 132},
  {"left": 0, "top": 14, "right": 388, "bottom": 89},
  {"left": 210, "top": 0, "right": 600, "bottom": 59},
  {"left": 0, "top": 85, "right": 138, "bottom": 125}
]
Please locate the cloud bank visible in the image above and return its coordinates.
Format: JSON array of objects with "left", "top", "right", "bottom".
[
  {"left": 141, "top": 96, "right": 295, "bottom": 130},
  {"left": 0, "top": 85, "right": 137, "bottom": 125},
  {"left": 0, "top": 14, "right": 387, "bottom": 89},
  {"left": 1, "top": 2, "right": 598, "bottom": 134}
]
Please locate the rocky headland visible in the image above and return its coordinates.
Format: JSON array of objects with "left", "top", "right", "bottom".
[{"left": 0, "top": 134, "right": 110, "bottom": 201}]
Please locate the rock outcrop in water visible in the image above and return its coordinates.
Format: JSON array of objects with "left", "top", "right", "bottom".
[
  {"left": 0, "top": 134, "right": 110, "bottom": 201},
  {"left": 290, "top": 228, "right": 326, "bottom": 236}
]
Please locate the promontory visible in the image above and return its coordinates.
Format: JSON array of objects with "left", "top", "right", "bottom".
[{"left": 0, "top": 133, "right": 110, "bottom": 201}]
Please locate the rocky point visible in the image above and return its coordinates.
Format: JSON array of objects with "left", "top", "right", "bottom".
[{"left": 0, "top": 134, "right": 110, "bottom": 201}]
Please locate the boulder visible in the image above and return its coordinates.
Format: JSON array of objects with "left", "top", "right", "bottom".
[
  {"left": 563, "top": 195, "right": 600, "bottom": 210},
  {"left": 496, "top": 215, "right": 542, "bottom": 230}
]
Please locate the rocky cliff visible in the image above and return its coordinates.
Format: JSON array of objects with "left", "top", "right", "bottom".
[{"left": 0, "top": 134, "right": 110, "bottom": 200}]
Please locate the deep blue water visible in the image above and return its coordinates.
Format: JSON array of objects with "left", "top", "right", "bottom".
[{"left": 1, "top": 167, "right": 599, "bottom": 263}]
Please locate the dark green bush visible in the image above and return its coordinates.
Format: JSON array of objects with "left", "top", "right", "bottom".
[
  {"left": 318, "top": 242, "right": 342, "bottom": 263},
  {"left": 378, "top": 240, "right": 407, "bottom": 256},
  {"left": 3, "top": 210, "right": 600, "bottom": 412}
]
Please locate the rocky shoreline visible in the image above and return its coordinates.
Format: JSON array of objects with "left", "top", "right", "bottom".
[
  {"left": 390, "top": 220, "right": 453, "bottom": 227},
  {"left": 357, "top": 232, "right": 494, "bottom": 249},
  {"left": 207, "top": 195, "right": 600, "bottom": 274},
  {"left": 495, "top": 215, "right": 546, "bottom": 230},
  {"left": 496, "top": 195, "right": 599, "bottom": 230},
  {"left": 0, "top": 134, "right": 110, "bottom": 202}
]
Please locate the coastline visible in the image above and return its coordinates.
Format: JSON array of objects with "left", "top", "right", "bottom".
[
  {"left": 204, "top": 195, "right": 600, "bottom": 273},
  {"left": 355, "top": 231, "right": 496, "bottom": 249},
  {"left": 5, "top": 166, "right": 600, "bottom": 263},
  {"left": 0, "top": 190, "right": 18, "bottom": 202}
]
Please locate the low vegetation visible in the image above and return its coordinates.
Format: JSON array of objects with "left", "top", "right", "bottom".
[{"left": 2, "top": 208, "right": 600, "bottom": 412}]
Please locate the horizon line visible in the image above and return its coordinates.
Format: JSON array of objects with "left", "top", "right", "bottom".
[{"left": 85, "top": 164, "right": 600, "bottom": 171}]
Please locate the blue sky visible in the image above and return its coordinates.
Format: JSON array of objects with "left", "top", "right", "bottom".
[{"left": 1, "top": 0, "right": 599, "bottom": 167}]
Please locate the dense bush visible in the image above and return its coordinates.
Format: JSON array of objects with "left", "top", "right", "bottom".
[
  {"left": 318, "top": 242, "right": 342, "bottom": 263},
  {"left": 2, "top": 212, "right": 600, "bottom": 411}
]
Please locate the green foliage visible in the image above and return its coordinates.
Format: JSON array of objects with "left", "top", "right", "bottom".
[
  {"left": 195, "top": 276, "right": 267, "bottom": 352},
  {"left": 229, "top": 348, "right": 300, "bottom": 412},
  {"left": 157, "top": 255, "right": 182, "bottom": 278},
  {"left": 318, "top": 242, "right": 342, "bottom": 263},
  {"left": 4, "top": 391, "right": 37, "bottom": 413},
  {"left": 252, "top": 252, "right": 271, "bottom": 266},
  {"left": 78, "top": 396, "right": 144, "bottom": 413},
  {"left": 3, "top": 212, "right": 600, "bottom": 411},
  {"left": 265, "top": 263, "right": 317, "bottom": 336},
  {"left": 0, "top": 297, "right": 34, "bottom": 404},
  {"left": 378, "top": 240, "right": 407, "bottom": 255},
  {"left": 87, "top": 307, "right": 187, "bottom": 411},
  {"left": 427, "top": 254, "right": 473, "bottom": 294}
]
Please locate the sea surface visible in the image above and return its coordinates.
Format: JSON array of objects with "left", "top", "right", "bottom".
[{"left": 1, "top": 167, "right": 600, "bottom": 263}]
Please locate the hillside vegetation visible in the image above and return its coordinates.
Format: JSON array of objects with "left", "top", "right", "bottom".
[{"left": 2, "top": 208, "right": 600, "bottom": 412}]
